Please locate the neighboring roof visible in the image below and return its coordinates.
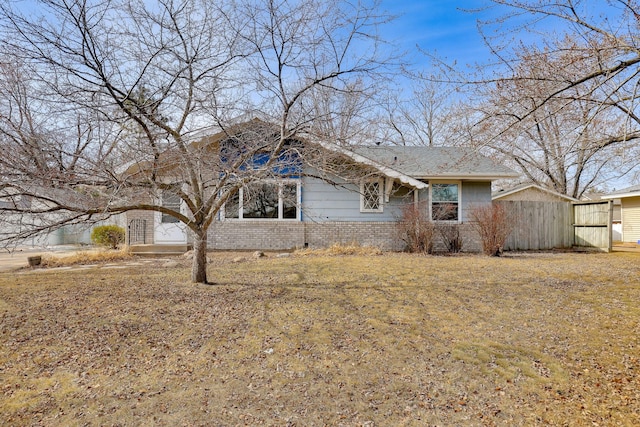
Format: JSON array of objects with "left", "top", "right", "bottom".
[
  {"left": 492, "top": 183, "right": 579, "bottom": 202},
  {"left": 348, "top": 146, "right": 519, "bottom": 181},
  {"left": 601, "top": 184, "right": 640, "bottom": 199}
]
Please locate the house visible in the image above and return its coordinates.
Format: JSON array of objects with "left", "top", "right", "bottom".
[
  {"left": 492, "top": 183, "right": 579, "bottom": 202},
  {"left": 125, "top": 126, "right": 519, "bottom": 252},
  {"left": 601, "top": 185, "right": 640, "bottom": 244},
  {"left": 0, "top": 184, "right": 126, "bottom": 249}
]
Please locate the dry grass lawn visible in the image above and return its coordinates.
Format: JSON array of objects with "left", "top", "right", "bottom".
[{"left": 1, "top": 251, "right": 639, "bottom": 426}]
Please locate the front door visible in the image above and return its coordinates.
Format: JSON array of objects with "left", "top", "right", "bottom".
[{"left": 154, "top": 190, "right": 187, "bottom": 244}]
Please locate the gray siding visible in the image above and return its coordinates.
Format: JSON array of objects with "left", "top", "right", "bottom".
[
  {"left": 461, "top": 181, "right": 492, "bottom": 222},
  {"left": 301, "top": 176, "right": 493, "bottom": 223},
  {"left": 301, "top": 176, "right": 413, "bottom": 222}
]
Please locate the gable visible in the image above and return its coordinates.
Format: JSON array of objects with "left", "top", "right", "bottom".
[{"left": 493, "top": 185, "right": 578, "bottom": 202}]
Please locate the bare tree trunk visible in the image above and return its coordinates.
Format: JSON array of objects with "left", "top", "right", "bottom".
[{"left": 191, "top": 232, "right": 208, "bottom": 284}]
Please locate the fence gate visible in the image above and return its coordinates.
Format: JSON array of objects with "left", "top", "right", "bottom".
[
  {"left": 572, "top": 201, "right": 613, "bottom": 251},
  {"left": 128, "top": 219, "right": 147, "bottom": 245}
]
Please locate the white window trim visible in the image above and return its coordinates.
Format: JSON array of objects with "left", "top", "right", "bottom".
[
  {"left": 429, "top": 180, "right": 461, "bottom": 223},
  {"left": 222, "top": 179, "right": 301, "bottom": 221},
  {"left": 157, "top": 188, "right": 184, "bottom": 224},
  {"left": 360, "top": 177, "right": 384, "bottom": 213}
]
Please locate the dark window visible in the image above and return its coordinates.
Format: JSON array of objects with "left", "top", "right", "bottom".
[
  {"left": 431, "top": 183, "right": 459, "bottom": 221},
  {"left": 243, "top": 183, "right": 279, "bottom": 219},
  {"left": 282, "top": 183, "right": 298, "bottom": 219}
]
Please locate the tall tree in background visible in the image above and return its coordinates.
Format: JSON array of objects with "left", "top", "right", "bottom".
[
  {"left": 472, "top": 0, "right": 640, "bottom": 195},
  {"left": 382, "top": 72, "right": 461, "bottom": 147},
  {"left": 473, "top": 38, "right": 637, "bottom": 198},
  {"left": 0, "top": 0, "right": 392, "bottom": 283}
]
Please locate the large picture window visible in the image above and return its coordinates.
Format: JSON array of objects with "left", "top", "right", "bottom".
[
  {"left": 360, "top": 178, "right": 383, "bottom": 213},
  {"left": 431, "top": 182, "right": 459, "bottom": 221},
  {"left": 223, "top": 181, "right": 299, "bottom": 220}
]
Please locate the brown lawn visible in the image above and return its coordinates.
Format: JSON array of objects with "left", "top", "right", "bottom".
[{"left": 1, "top": 251, "right": 639, "bottom": 426}]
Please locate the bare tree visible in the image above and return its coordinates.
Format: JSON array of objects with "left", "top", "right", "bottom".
[
  {"left": 469, "top": 0, "right": 640, "bottom": 194},
  {"left": 471, "top": 38, "right": 638, "bottom": 198},
  {"left": 384, "top": 72, "right": 460, "bottom": 147},
  {"left": 0, "top": 0, "right": 393, "bottom": 283}
]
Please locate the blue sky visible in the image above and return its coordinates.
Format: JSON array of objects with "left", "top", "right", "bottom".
[
  {"left": 377, "top": 0, "right": 621, "bottom": 72},
  {"left": 379, "top": 0, "right": 498, "bottom": 70}
]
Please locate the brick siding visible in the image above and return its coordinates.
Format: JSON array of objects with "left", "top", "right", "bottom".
[
  {"left": 126, "top": 207, "right": 482, "bottom": 252},
  {"left": 125, "top": 210, "right": 155, "bottom": 245},
  {"left": 207, "top": 220, "right": 482, "bottom": 252}
]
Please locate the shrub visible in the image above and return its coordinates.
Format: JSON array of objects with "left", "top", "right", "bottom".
[
  {"left": 91, "top": 225, "right": 126, "bottom": 249},
  {"left": 470, "top": 203, "right": 515, "bottom": 256},
  {"left": 396, "top": 203, "right": 437, "bottom": 254},
  {"left": 437, "top": 223, "right": 463, "bottom": 253}
]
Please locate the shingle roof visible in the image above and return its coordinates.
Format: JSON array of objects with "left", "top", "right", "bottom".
[
  {"left": 350, "top": 146, "right": 519, "bottom": 180},
  {"left": 601, "top": 184, "right": 640, "bottom": 199},
  {"left": 492, "top": 183, "right": 579, "bottom": 201}
]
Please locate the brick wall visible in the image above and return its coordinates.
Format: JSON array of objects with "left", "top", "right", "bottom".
[
  {"left": 128, "top": 209, "right": 484, "bottom": 253},
  {"left": 208, "top": 221, "right": 305, "bottom": 250},
  {"left": 125, "top": 210, "right": 155, "bottom": 245},
  {"left": 207, "top": 220, "right": 482, "bottom": 252},
  {"left": 304, "top": 222, "right": 403, "bottom": 250}
]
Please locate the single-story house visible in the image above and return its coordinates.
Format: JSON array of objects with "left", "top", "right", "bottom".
[
  {"left": 601, "top": 185, "right": 640, "bottom": 244},
  {"left": 492, "top": 183, "right": 579, "bottom": 202},
  {"left": 125, "top": 124, "right": 519, "bottom": 251}
]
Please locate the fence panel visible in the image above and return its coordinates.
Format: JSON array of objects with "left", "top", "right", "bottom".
[
  {"left": 573, "top": 201, "right": 612, "bottom": 251},
  {"left": 497, "top": 201, "right": 573, "bottom": 251},
  {"left": 497, "top": 200, "right": 612, "bottom": 251}
]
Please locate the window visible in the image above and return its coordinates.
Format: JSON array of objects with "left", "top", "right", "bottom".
[
  {"left": 161, "top": 190, "right": 181, "bottom": 223},
  {"left": 243, "top": 183, "right": 279, "bottom": 218},
  {"left": 431, "top": 182, "right": 459, "bottom": 221},
  {"left": 223, "top": 181, "right": 299, "bottom": 220},
  {"left": 282, "top": 183, "right": 298, "bottom": 219},
  {"left": 360, "top": 178, "right": 383, "bottom": 213}
]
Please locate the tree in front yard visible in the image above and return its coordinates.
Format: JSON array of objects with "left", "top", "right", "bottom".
[{"left": 0, "top": 0, "right": 394, "bottom": 283}]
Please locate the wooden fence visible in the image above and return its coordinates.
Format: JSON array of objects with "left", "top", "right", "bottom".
[
  {"left": 572, "top": 201, "right": 613, "bottom": 250},
  {"left": 496, "top": 200, "right": 612, "bottom": 251}
]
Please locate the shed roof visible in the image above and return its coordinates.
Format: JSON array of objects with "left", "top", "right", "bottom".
[{"left": 492, "top": 183, "right": 579, "bottom": 202}]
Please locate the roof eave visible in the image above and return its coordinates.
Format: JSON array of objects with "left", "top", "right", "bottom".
[
  {"left": 492, "top": 183, "right": 579, "bottom": 201},
  {"left": 416, "top": 173, "right": 520, "bottom": 181},
  {"left": 601, "top": 192, "right": 640, "bottom": 199},
  {"left": 321, "top": 143, "right": 428, "bottom": 189}
]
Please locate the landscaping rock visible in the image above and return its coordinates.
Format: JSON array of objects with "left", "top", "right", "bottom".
[
  {"left": 232, "top": 257, "right": 245, "bottom": 263},
  {"left": 253, "top": 251, "right": 265, "bottom": 258},
  {"left": 162, "top": 261, "right": 179, "bottom": 268},
  {"left": 276, "top": 253, "right": 291, "bottom": 258}
]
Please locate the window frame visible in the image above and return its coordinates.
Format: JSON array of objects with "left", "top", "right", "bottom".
[
  {"left": 360, "top": 177, "right": 384, "bottom": 213},
  {"left": 160, "top": 190, "right": 182, "bottom": 224},
  {"left": 430, "top": 180, "right": 461, "bottom": 223},
  {"left": 222, "top": 179, "right": 301, "bottom": 221}
]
